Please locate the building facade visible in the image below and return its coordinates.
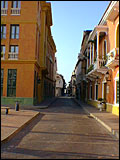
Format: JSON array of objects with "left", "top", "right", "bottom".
[
  {"left": 76, "top": 1, "right": 119, "bottom": 116},
  {"left": 75, "top": 31, "right": 92, "bottom": 101},
  {"left": 55, "top": 73, "right": 63, "bottom": 97},
  {"left": 55, "top": 73, "right": 66, "bottom": 97},
  {"left": 42, "top": 2, "right": 57, "bottom": 100},
  {"left": 70, "top": 71, "right": 76, "bottom": 97},
  {"left": 1, "top": 1, "right": 56, "bottom": 105}
]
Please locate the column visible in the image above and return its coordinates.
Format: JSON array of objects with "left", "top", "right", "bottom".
[
  {"left": 92, "top": 42, "right": 94, "bottom": 63},
  {"left": 97, "top": 31, "right": 100, "bottom": 59},
  {"left": 87, "top": 47, "right": 88, "bottom": 70},
  {"left": 90, "top": 43, "right": 92, "bottom": 65}
]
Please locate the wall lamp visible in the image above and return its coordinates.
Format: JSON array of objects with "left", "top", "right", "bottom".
[
  {"left": 96, "top": 76, "right": 100, "bottom": 84},
  {"left": 105, "top": 71, "right": 111, "bottom": 81}
]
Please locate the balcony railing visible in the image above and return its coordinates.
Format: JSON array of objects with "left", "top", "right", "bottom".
[
  {"left": 8, "top": 52, "right": 18, "bottom": 60},
  {"left": 106, "top": 48, "right": 119, "bottom": 65},
  {"left": 94, "top": 59, "right": 106, "bottom": 70},
  {"left": 11, "top": 8, "right": 21, "bottom": 15},
  {"left": 87, "top": 58, "right": 106, "bottom": 74},
  {"left": 1, "top": 8, "right": 8, "bottom": 15},
  {"left": 1, "top": 53, "right": 5, "bottom": 60}
]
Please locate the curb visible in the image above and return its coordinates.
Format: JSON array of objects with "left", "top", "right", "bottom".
[
  {"left": 1, "top": 112, "right": 40, "bottom": 145},
  {"left": 73, "top": 98, "right": 119, "bottom": 139}
]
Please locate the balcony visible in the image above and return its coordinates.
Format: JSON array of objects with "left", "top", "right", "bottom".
[
  {"left": 106, "top": 48, "right": 119, "bottom": 69},
  {"left": 86, "top": 57, "right": 108, "bottom": 80},
  {"left": 11, "top": 8, "right": 21, "bottom": 15},
  {"left": 94, "top": 58, "right": 106, "bottom": 70},
  {"left": 1, "top": 53, "right": 5, "bottom": 60},
  {"left": 8, "top": 52, "right": 18, "bottom": 60},
  {"left": 1, "top": 8, "right": 7, "bottom": 15}
]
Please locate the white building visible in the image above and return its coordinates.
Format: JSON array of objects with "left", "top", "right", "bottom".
[{"left": 55, "top": 73, "right": 63, "bottom": 97}]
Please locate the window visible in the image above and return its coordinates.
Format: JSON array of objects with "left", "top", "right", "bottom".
[
  {"left": 10, "top": 25, "right": 19, "bottom": 39},
  {"left": 1, "top": 69, "right": 4, "bottom": 96},
  {"left": 10, "top": 45, "right": 18, "bottom": 53},
  {"left": 1, "top": 45, "right": 5, "bottom": 59},
  {"left": 116, "top": 80, "right": 119, "bottom": 104},
  {"left": 7, "top": 69, "right": 17, "bottom": 97},
  {"left": 1, "top": 25, "right": 6, "bottom": 39},
  {"left": 95, "top": 84, "right": 98, "bottom": 100},
  {"left": 9, "top": 46, "right": 18, "bottom": 59},
  {"left": 1, "top": 1, "right": 8, "bottom": 8},
  {"left": 11, "top": 1, "right": 21, "bottom": 8}
]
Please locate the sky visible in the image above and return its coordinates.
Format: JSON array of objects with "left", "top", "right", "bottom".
[{"left": 48, "top": 1, "right": 110, "bottom": 84}]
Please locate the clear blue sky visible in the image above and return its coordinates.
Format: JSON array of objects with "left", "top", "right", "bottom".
[{"left": 48, "top": 1, "right": 110, "bottom": 84}]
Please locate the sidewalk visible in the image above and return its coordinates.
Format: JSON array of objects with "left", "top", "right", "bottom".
[
  {"left": 1, "top": 97, "right": 57, "bottom": 144},
  {"left": 1, "top": 109, "right": 40, "bottom": 144},
  {"left": 73, "top": 98, "right": 119, "bottom": 139}
]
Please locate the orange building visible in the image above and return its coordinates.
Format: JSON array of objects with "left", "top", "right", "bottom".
[
  {"left": 76, "top": 1, "right": 119, "bottom": 116},
  {"left": 1, "top": 1, "right": 56, "bottom": 105}
]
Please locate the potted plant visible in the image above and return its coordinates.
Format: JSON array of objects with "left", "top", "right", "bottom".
[{"left": 97, "top": 98, "right": 106, "bottom": 111}]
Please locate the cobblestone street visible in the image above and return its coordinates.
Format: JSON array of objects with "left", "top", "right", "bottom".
[{"left": 1, "top": 97, "right": 119, "bottom": 159}]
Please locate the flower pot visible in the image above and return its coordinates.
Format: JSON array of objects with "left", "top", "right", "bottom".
[{"left": 98, "top": 104, "right": 103, "bottom": 111}]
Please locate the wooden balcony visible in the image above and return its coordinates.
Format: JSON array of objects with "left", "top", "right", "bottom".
[
  {"left": 1, "top": 8, "right": 7, "bottom": 15},
  {"left": 8, "top": 52, "right": 18, "bottom": 60},
  {"left": 11, "top": 8, "right": 21, "bottom": 15},
  {"left": 106, "top": 48, "right": 119, "bottom": 69}
]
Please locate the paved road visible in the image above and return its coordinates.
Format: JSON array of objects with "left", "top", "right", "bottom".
[{"left": 1, "top": 97, "right": 119, "bottom": 159}]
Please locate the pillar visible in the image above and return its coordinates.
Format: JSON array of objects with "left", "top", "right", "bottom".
[
  {"left": 87, "top": 47, "right": 88, "bottom": 70},
  {"left": 90, "top": 43, "right": 92, "bottom": 65},
  {"left": 97, "top": 31, "right": 100, "bottom": 59},
  {"left": 92, "top": 42, "right": 94, "bottom": 63}
]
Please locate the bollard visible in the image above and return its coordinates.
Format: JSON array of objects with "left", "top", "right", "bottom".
[{"left": 15, "top": 101, "right": 19, "bottom": 111}]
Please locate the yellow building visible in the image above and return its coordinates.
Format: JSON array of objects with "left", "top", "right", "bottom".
[{"left": 39, "top": 1, "right": 57, "bottom": 101}]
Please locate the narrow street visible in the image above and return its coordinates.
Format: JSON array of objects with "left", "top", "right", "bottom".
[{"left": 1, "top": 97, "right": 119, "bottom": 159}]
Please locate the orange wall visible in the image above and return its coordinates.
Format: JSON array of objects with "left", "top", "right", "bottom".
[
  {"left": 1, "top": 63, "right": 34, "bottom": 98},
  {"left": 1, "top": 1, "right": 40, "bottom": 99},
  {"left": 3, "top": 1, "right": 38, "bottom": 22},
  {"left": 1, "top": 1, "right": 38, "bottom": 61},
  {"left": 106, "top": 16, "right": 119, "bottom": 51}
]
